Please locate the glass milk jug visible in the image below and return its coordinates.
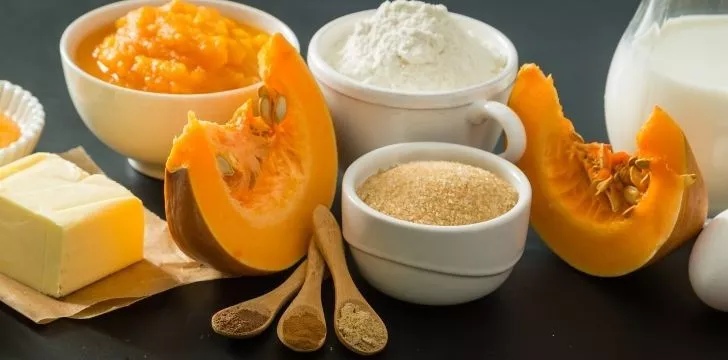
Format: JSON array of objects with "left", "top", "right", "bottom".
[{"left": 604, "top": 0, "right": 728, "bottom": 215}]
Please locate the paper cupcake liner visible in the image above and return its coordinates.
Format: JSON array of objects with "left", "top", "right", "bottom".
[{"left": 0, "top": 80, "right": 45, "bottom": 166}]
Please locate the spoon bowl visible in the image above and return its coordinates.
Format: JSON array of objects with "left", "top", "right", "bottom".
[
  {"left": 333, "top": 298, "right": 388, "bottom": 356},
  {"left": 277, "top": 304, "right": 327, "bottom": 352},
  {"left": 211, "top": 302, "right": 275, "bottom": 339},
  {"left": 211, "top": 260, "right": 307, "bottom": 339},
  {"left": 277, "top": 239, "right": 328, "bottom": 352}
]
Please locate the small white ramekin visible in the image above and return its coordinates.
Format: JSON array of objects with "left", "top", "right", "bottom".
[
  {"left": 342, "top": 142, "right": 532, "bottom": 306},
  {"left": 0, "top": 81, "right": 45, "bottom": 167}
]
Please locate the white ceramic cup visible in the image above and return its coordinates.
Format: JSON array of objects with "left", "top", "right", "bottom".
[
  {"left": 59, "top": 0, "right": 299, "bottom": 179},
  {"left": 307, "top": 10, "right": 525, "bottom": 168},
  {"left": 342, "top": 142, "right": 532, "bottom": 305}
]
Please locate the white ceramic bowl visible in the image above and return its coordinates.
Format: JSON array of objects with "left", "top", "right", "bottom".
[
  {"left": 0, "top": 81, "right": 45, "bottom": 167},
  {"left": 307, "top": 10, "right": 523, "bottom": 169},
  {"left": 59, "top": 0, "right": 299, "bottom": 180},
  {"left": 342, "top": 142, "right": 531, "bottom": 305}
]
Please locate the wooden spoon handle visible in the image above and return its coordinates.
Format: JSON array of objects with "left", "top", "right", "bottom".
[
  {"left": 258, "top": 260, "right": 308, "bottom": 309},
  {"left": 312, "top": 205, "right": 361, "bottom": 300},
  {"left": 299, "top": 237, "right": 326, "bottom": 297},
  {"left": 275, "top": 238, "right": 328, "bottom": 352}
]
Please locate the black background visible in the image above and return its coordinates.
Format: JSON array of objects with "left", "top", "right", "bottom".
[{"left": 1, "top": 0, "right": 727, "bottom": 359}]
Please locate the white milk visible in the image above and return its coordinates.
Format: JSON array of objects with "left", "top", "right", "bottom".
[{"left": 605, "top": 15, "right": 728, "bottom": 214}]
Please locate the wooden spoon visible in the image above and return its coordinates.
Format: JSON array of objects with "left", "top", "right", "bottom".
[
  {"left": 276, "top": 238, "right": 327, "bottom": 352},
  {"left": 312, "top": 205, "right": 388, "bottom": 355},
  {"left": 211, "top": 260, "right": 307, "bottom": 339}
]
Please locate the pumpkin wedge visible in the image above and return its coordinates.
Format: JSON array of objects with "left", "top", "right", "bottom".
[
  {"left": 508, "top": 64, "right": 707, "bottom": 277},
  {"left": 164, "top": 34, "right": 338, "bottom": 275}
]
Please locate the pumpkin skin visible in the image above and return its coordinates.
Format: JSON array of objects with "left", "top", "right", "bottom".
[
  {"left": 508, "top": 64, "right": 707, "bottom": 277},
  {"left": 164, "top": 34, "right": 338, "bottom": 275}
]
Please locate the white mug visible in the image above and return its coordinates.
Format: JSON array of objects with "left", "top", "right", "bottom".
[{"left": 307, "top": 10, "right": 525, "bottom": 168}]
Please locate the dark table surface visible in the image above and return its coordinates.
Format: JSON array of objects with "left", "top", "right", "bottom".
[{"left": 1, "top": 0, "right": 727, "bottom": 359}]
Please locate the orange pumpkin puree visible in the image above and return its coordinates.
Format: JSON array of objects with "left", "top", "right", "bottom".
[
  {"left": 75, "top": 0, "right": 269, "bottom": 94},
  {"left": 0, "top": 114, "right": 20, "bottom": 148}
]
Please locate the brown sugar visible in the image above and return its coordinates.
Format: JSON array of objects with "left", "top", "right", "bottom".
[
  {"left": 212, "top": 307, "right": 269, "bottom": 336},
  {"left": 336, "top": 302, "right": 386, "bottom": 352},
  {"left": 280, "top": 306, "right": 326, "bottom": 351},
  {"left": 356, "top": 160, "right": 519, "bottom": 226}
]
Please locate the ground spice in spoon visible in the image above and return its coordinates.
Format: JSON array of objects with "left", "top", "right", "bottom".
[
  {"left": 280, "top": 306, "right": 326, "bottom": 351},
  {"left": 336, "top": 302, "right": 386, "bottom": 352},
  {"left": 213, "top": 307, "right": 270, "bottom": 335}
]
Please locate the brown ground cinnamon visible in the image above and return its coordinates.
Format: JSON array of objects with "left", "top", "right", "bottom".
[{"left": 280, "top": 306, "right": 326, "bottom": 351}]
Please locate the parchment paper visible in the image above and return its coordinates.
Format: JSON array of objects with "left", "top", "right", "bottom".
[{"left": 0, "top": 147, "right": 229, "bottom": 324}]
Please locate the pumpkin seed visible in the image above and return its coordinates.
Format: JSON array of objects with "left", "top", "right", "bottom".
[
  {"left": 616, "top": 166, "right": 630, "bottom": 185},
  {"left": 257, "top": 85, "right": 268, "bottom": 99},
  {"left": 595, "top": 175, "right": 613, "bottom": 196},
  {"left": 639, "top": 173, "right": 650, "bottom": 189},
  {"left": 682, "top": 173, "right": 697, "bottom": 186},
  {"left": 627, "top": 156, "right": 637, "bottom": 167},
  {"left": 216, "top": 155, "right": 234, "bottom": 176},
  {"left": 274, "top": 95, "right": 287, "bottom": 123},
  {"left": 259, "top": 95, "right": 272, "bottom": 125},
  {"left": 623, "top": 185, "right": 641, "bottom": 205},
  {"left": 634, "top": 158, "right": 650, "bottom": 170},
  {"left": 622, "top": 205, "right": 636, "bottom": 217},
  {"left": 629, "top": 166, "right": 643, "bottom": 187}
]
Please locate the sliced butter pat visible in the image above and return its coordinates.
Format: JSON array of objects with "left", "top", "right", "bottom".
[{"left": 0, "top": 153, "right": 144, "bottom": 298}]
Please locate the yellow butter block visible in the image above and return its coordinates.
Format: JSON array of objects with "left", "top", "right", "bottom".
[{"left": 0, "top": 153, "right": 144, "bottom": 298}]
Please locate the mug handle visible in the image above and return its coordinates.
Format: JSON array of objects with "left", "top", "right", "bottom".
[{"left": 467, "top": 100, "right": 527, "bottom": 163}]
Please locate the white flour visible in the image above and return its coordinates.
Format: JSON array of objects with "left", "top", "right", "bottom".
[{"left": 327, "top": 0, "right": 506, "bottom": 92}]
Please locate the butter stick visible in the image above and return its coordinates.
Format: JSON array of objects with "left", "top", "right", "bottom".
[{"left": 0, "top": 153, "right": 144, "bottom": 298}]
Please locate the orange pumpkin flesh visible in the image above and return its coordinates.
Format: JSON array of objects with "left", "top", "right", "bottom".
[
  {"left": 508, "top": 64, "right": 707, "bottom": 277},
  {"left": 164, "top": 34, "right": 338, "bottom": 275}
]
